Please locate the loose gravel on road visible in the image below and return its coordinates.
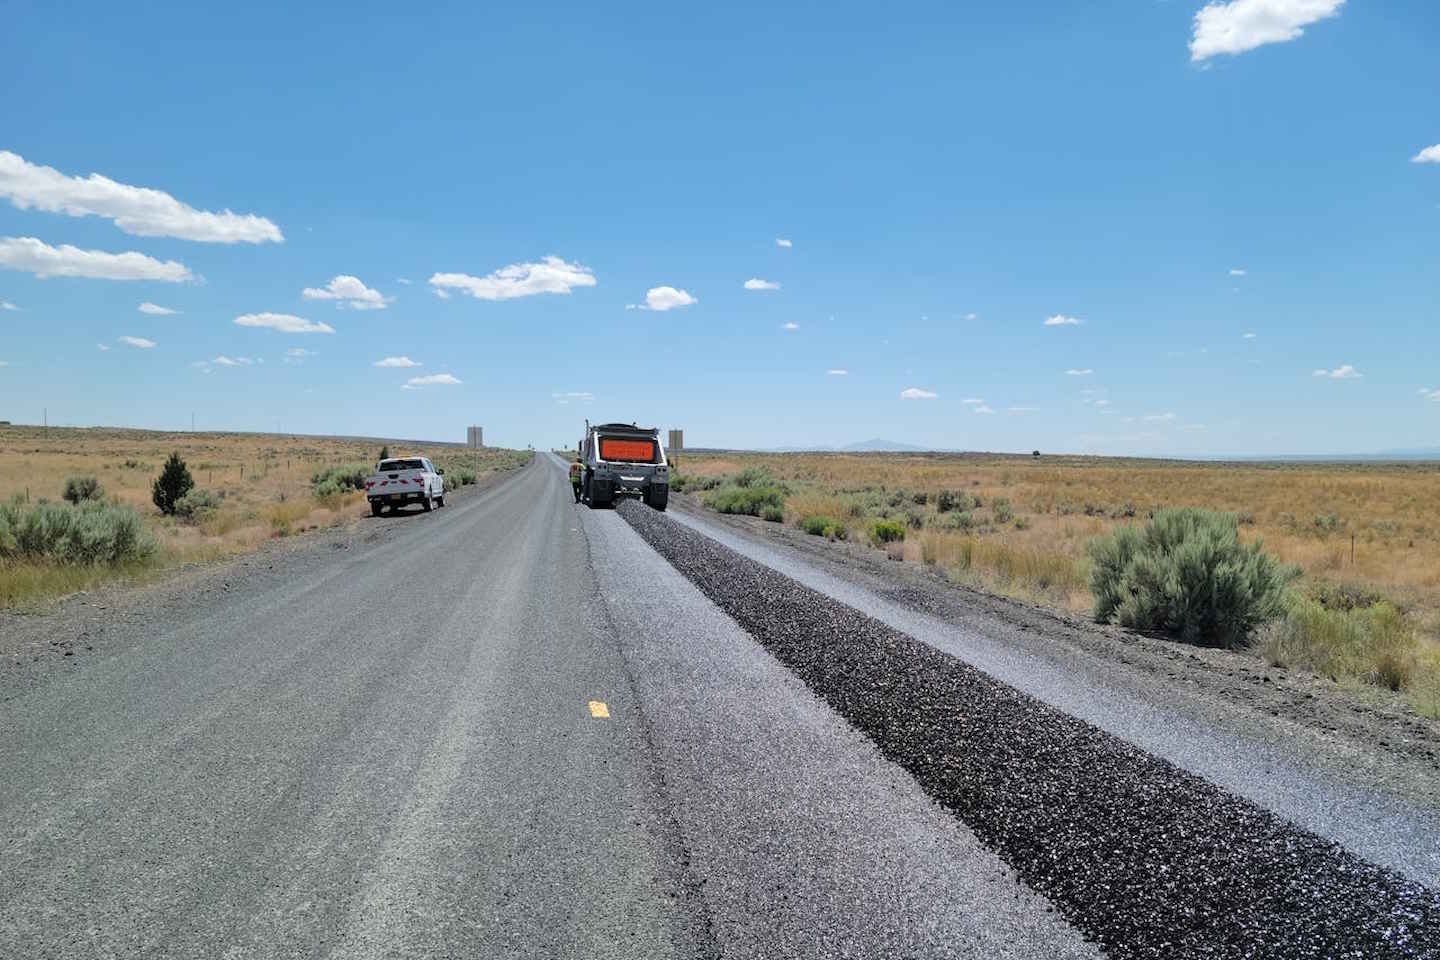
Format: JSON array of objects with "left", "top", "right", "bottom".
[{"left": 619, "top": 499, "right": 1440, "bottom": 960}]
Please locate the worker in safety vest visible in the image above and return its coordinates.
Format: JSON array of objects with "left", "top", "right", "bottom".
[{"left": 569, "top": 459, "right": 583, "bottom": 502}]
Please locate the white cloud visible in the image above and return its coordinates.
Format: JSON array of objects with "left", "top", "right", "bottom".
[
  {"left": 775, "top": 237, "right": 792, "bottom": 248},
  {"left": 1412, "top": 145, "right": 1440, "bottom": 164},
  {"left": 1314, "top": 363, "right": 1362, "bottom": 380},
  {"left": 138, "top": 301, "right": 178, "bottom": 315},
  {"left": 302, "top": 274, "right": 390, "bottom": 310},
  {"left": 395, "top": 277, "right": 412, "bottom": 285},
  {"left": 1189, "top": 0, "right": 1345, "bottom": 61},
  {"left": 1420, "top": 388, "right": 1440, "bottom": 402},
  {"left": 373, "top": 356, "right": 421, "bottom": 368},
  {"left": 1242, "top": 332, "right": 1257, "bottom": 339},
  {"left": 552, "top": 391, "right": 594, "bottom": 404},
  {"left": 782, "top": 321, "right": 799, "bottom": 331},
  {"left": 1007, "top": 406, "right": 1039, "bottom": 413},
  {"left": 973, "top": 405, "right": 995, "bottom": 415},
  {"left": 213, "top": 355, "right": 254, "bottom": 366},
  {"left": 1229, "top": 268, "right": 1247, "bottom": 276},
  {"left": 1066, "top": 368, "right": 1094, "bottom": 376},
  {"left": 1094, "top": 399, "right": 1112, "bottom": 407},
  {"left": 628, "top": 286, "right": 697, "bottom": 312},
  {"left": 429, "top": 256, "right": 595, "bottom": 301},
  {"left": 0, "top": 236, "right": 192, "bottom": 282},
  {"left": 0, "top": 360, "right": 7, "bottom": 366},
  {"left": 283, "top": 347, "right": 314, "bottom": 364},
  {"left": 827, "top": 369, "right": 848, "bottom": 376},
  {"left": 962, "top": 312, "right": 979, "bottom": 321},
  {"left": 744, "top": 278, "right": 781, "bottom": 291},
  {"left": 0, "top": 150, "right": 282, "bottom": 244},
  {"left": 1143, "top": 412, "right": 1178, "bottom": 422},
  {"left": 1, "top": 300, "right": 16, "bottom": 310},
  {"left": 405, "top": 373, "right": 462, "bottom": 387},
  {"left": 118, "top": 335, "right": 156, "bottom": 348},
  {"left": 234, "top": 312, "right": 334, "bottom": 334},
  {"left": 961, "top": 397, "right": 984, "bottom": 406},
  {"left": 433, "top": 288, "right": 451, "bottom": 300},
  {"left": 1044, "top": 314, "right": 1083, "bottom": 326},
  {"left": 95, "top": 343, "right": 109, "bottom": 352},
  {"left": 901, "top": 387, "right": 937, "bottom": 400}
]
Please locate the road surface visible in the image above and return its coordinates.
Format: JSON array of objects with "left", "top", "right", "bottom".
[{"left": 0, "top": 455, "right": 1434, "bottom": 958}]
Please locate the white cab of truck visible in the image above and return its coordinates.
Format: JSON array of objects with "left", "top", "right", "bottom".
[{"left": 364, "top": 457, "right": 445, "bottom": 516}]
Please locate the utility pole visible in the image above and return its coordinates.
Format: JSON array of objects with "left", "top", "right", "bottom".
[{"left": 43, "top": 407, "right": 47, "bottom": 438}]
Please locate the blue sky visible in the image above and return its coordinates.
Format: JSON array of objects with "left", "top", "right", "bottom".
[{"left": 0, "top": 0, "right": 1436, "bottom": 455}]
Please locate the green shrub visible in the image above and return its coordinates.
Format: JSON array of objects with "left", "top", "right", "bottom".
[
  {"left": 1313, "top": 513, "right": 1342, "bottom": 532},
  {"left": 802, "top": 515, "right": 847, "bottom": 538},
  {"left": 62, "top": 475, "right": 104, "bottom": 504},
  {"left": 1013, "top": 515, "right": 1031, "bottom": 531},
  {"left": 310, "top": 464, "right": 369, "bottom": 493},
  {"left": 1261, "top": 597, "right": 1418, "bottom": 692},
  {"left": 151, "top": 452, "right": 194, "bottom": 516},
  {"left": 761, "top": 506, "right": 784, "bottom": 523},
  {"left": 941, "top": 511, "right": 975, "bottom": 531},
  {"left": 1088, "top": 507, "right": 1298, "bottom": 648},
  {"left": 0, "top": 496, "right": 155, "bottom": 565},
  {"left": 993, "top": 498, "right": 1014, "bottom": 524},
  {"left": 174, "top": 488, "right": 222, "bottom": 521},
  {"left": 732, "top": 467, "right": 775, "bottom": 488},
  {"left": 911, "top": 491, "right": 928, "bottom": 505},
  {"left": 936, "top": 489, "right": 958, "bottom": 513},
  {"left": 870, "top": 520, "right": 906, "bottom": 544},
  {"left": 704, "top": 485, "right": 785, "bottom": 516}
]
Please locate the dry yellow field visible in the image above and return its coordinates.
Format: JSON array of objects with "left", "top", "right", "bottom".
[
  {"left": 0, "top": 425, "right": 530, "bottom": 606},
  {"left": 675, "top": 450, "right": 1440, "bottom": 713}
]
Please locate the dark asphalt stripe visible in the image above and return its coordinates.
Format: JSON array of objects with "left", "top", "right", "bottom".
[{"left": 616, "top": 499, "right": 1440, "bottom": 960}]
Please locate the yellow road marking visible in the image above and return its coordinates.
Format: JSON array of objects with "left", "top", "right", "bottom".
[{"left": 588, "top": 700, "right": 610, "bottom": 719}]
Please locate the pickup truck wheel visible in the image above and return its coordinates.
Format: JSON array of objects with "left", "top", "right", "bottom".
[
  {"left": 370, "top": 501, "right": 383, "bottom": 517},
  {"left": 437, "top": 495, "right": 445, "bottom": 507},
  {"left": 422, "top": 495, "right": 433, "bottom": 512}
]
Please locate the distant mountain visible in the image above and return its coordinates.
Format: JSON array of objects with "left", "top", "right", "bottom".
[
  {"left": 839, "top": 438, "right": 931, "bottom": 452},
  {"left": 744, "top": 438, "right": 939, "bottom": 453}
]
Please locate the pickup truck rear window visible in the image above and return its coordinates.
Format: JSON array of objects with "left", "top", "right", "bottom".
[
  {"left": 379, "top": 459, "right": 425, "bottom": 471},
  {"left": 599, "top": 438, "right": 657, "bottom": 463}
]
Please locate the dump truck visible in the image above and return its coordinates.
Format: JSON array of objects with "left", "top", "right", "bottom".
[{"left": 579, "top": 421, "right": 668, "bottom": 511}]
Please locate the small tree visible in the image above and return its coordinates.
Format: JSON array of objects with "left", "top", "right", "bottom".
[
  {"left": 152, "top": 452, "right": 194, "bottom": 515},
  {"left": 378, "top": 445, "right": 390, "bottom": 461},
  {"left": 63, "top": 475, "right": 104, "bottom": 504}
]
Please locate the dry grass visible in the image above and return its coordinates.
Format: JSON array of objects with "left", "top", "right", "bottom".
[
  {"left": 678, "top": 450, "right": 1440, "bottom": 714},
  {"left": 0, "top": 425, "right": 530, "bottom": 608}
]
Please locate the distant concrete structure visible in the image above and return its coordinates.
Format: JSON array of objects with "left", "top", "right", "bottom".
[
  {"left": 667, "top": 429, "right": 683, "bottom": 455},
  {"left": 467, "top": 426, "right": 484, "bottom": 448}
]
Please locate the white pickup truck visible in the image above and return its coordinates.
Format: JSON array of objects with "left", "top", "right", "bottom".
[{"left": 363, "top": 457, "right": 445, "bottom": 516}]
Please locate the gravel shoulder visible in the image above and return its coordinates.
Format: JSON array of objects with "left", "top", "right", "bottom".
[
  {"left": 622, "top": 498, "right": 1440, "bottom": 959},
  {"left": 673, "top": 494, "right": 1440, "bottom": 788},
  {"left": 0, "top": 464, "right": 525, "bottom": 705}
]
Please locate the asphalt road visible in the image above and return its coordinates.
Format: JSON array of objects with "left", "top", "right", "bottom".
[{"left": 0, "top": 456, "right": 1098, "bottom": 959}]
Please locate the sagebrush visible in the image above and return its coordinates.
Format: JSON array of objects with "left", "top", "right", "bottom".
[{"left": 1089, "top": 507, "right": 1298, "bottom": 648}]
